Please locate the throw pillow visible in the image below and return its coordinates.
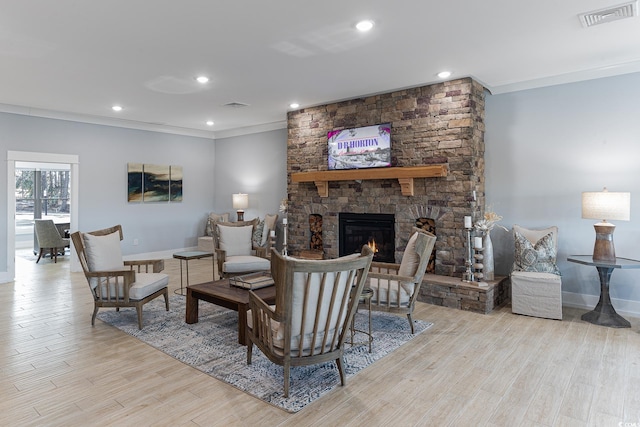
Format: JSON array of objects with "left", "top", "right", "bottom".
[
  {"left": 398, "top": 228, "right": 429, "bottom": 293},
  {"left": 205, "top": 212, "right": 230, "bottom": 236},
  {"left": 82, "top": 231, "right": 124, "bottom": 272},
  {"left": 217, "top": 224, "right": 254, "bottom": 257},
  {"left": 513, "top": 231, "right": 561, "bottom": 275},
  {"left": 253, "top": 219, "right": 265, "bottom": 247}
]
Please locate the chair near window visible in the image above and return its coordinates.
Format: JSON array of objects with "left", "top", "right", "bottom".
[
  {"left": 34, "top": 219, "right": 70, "bottom": 263},
  {"left": 366, "top": 228, "right": 437, "bottom": 333},
  {"left": 70, "top": 224, "right": 169, "bottom": 329},
  {"left": 246, "top": 245, "right": 374, "bottom": 397}
]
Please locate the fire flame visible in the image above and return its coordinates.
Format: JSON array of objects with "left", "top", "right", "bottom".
[{"left": 367, "top": 239, "right": 379, "bottom": 253}]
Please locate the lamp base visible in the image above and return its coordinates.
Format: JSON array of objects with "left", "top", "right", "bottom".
[
  {"left": 237, "top": 210, "right": 245, "bottom": 222},
  {"left": 592, "top": 223, "right": 616, "bottom": 262}
]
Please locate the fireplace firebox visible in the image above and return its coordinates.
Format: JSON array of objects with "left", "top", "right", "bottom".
[{"left": 339, "top": 213, "right": 395, "bottom": 262}]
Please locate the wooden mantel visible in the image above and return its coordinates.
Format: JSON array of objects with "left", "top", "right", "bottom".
[{"left": 290, "top": 164, "right": 448, "bottom": 197}]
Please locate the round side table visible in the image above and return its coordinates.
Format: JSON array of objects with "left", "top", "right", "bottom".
[{"left": 350, "top": 287, "right": 373, "bottom": 353}]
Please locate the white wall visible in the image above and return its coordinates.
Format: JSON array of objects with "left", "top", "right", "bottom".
[
  {"left": 485, "top": 72, "right": 640, "bottom": 315},
  {"left": 213, "top": 129, "right": 287, "bottom": 220}
]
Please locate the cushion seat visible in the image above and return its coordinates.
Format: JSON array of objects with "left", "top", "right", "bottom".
[
  {"left": 511, "top": 271, "right": 562, "bottom": 320},
  {"left": 369, "top": 278, "right": 411, "bottom": 306},
  {"left": 223, "top": 255, "right": 270, "bottom": 274}
]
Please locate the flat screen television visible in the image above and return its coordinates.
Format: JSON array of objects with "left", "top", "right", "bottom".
[{"left": 328, "top": 123, "right": 391, "bottom": 170}]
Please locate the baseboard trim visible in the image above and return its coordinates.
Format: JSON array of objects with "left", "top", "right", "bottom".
[{"left": 562, "top": 290, "right": 640, "bottom": 319}]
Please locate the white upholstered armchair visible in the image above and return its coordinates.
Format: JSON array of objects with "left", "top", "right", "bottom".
[
  {"left": 366, "top": 228, "right": 437, "bottom": 333},
  {"left": 70, "top": 225, "right": 169, "bottom": 329},
  {"left": 215, "top": 216, "right": 278, "bottom": 279},
  {"left": 246, "top": 245, "right": 374, "bottom": 397}
]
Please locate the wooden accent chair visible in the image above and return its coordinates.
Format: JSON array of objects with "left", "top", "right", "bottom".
[
  {"left": 215, "top": 216, "right": 277, "bottom": 279},
  {"left": 366, "top": 228, "right": 437, "bottom": 333},
  {"left": 34, "top": 219, "right": 70, "bottom": 263},
  {"left": 246, "top": 245, "right": 374, "bottom": 397},
  {"left": 70, "top": 225, "right": 169, "bottom": 329}
]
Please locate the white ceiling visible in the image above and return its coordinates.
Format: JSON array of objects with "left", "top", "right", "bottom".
[{"left": 2, "top": 1, "right": 640, "bottom": 139}]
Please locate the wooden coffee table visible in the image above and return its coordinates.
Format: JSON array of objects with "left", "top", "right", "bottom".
[{"left": 185, "top": 279, "right": 276, "bottom": 345}]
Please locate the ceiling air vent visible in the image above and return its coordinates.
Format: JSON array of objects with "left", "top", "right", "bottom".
[
  {"left": 223, "top": 102, "right": 250, "bottom": 108},
  {"left": 579, "top": 1, "right": 637, "bottom": 27}
]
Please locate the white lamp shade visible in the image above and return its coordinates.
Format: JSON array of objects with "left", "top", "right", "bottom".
[
  {"left": 232, "top": 193, "right": 249, "bottom": 210},
  {"left": 582, "top": 190, "right": 630, "bottom": 221}
]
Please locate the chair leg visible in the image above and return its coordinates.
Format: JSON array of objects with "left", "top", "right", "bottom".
[
  {"left": 284, "top": 363, "right": 290, "bottom": 398},
  {"left": 53, "top": 247, "right": 58, "bottom": 263},
  {"left": 406, "top": 313, "right": 415, "bottom": 334},
  {"left": 336, "top": 356, "right": 346, "bottom": 386},
  {"left": 163, "top": 289, "right": 170, "bottom": 311},
  {"left": 36, "top": 248, "right": 45, "bottom": 263},
  {"left": 246, "top": 343, "right": 253, "bottom": 364},
  {"left": 136, "top": 305, "right": 144, "bottom": 330},
  {"left": 91, "top": 305, "right": 99, "bottom": 326}
]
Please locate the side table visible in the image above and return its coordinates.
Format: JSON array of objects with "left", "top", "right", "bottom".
[
  {"left": 350, "top": 287, "right": 373, "bottom": 353},
  {"left": 173, "top": 251, "right": 215, "bottom": 296},
  {"left": 567, "top": 255, "right": 640, "bottom": 328}
]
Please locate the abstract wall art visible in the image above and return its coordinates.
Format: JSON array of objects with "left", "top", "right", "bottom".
[{"left": 127, "top": 163, "right": 183, "bottom": 203}]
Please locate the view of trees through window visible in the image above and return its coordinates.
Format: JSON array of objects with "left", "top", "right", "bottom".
[
  {"left": 15, "top": 167, "right": 71, "bottom": 250},
  {"left": 16, "top": 169, "right": 70, "bottom": 215}
]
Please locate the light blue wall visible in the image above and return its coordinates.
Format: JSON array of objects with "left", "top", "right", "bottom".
[
  {"left": 485, "top": 72, "right": 640, "bottom": 311},
  {"left": 213, "top": 129, "right": 288, "bottom": 221},
  {"left": 4, "top": 72, "right": 640, "bottom": 314},
  {"left": 1, "top": 113, "right": 216, "bottom": 271}
]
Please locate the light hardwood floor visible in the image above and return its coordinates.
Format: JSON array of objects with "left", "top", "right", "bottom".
[{"left": 2, "top": 252, "right": 640, "bottom": 426}]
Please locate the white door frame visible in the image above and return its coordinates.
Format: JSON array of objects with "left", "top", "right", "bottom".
[{"left": 5, "top": 151, "right": 80, "bottom": 282}]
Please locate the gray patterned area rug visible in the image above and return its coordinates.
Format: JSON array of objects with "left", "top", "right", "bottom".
[{"left": 97, "top": 295, "right": 433, "bottom": 413}]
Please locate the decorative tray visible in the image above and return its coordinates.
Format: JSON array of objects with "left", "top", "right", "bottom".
[{"left": 229, "top": 272, "right": 274, "bottom": 290}]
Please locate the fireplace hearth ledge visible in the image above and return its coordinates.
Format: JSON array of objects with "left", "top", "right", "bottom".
[{"left": 419, "top": 274, "right": 510, "bottom": 314}]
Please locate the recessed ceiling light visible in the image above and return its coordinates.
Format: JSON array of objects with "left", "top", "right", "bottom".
[
  {"left": 437, "top": 71, "right": 452, "bottom": 79},
  {"left": 355, "top": 20, "right": 374, "bottom": 31},
  {"left": 196, "top": 76, "right": 210, "bottom": 84},
  {"left": 206, "top": 120, "right": 214, "bottom": 126},
  {"left": 289, "top": 103, "right": 300, "bottom": 109},
  {"left": 112, "top": 105, "right": 123, "bottom": 112}
]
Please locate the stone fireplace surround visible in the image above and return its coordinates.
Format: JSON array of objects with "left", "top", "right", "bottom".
[{"left": 286, "top": 78, "right": 486, "bottom": 278}]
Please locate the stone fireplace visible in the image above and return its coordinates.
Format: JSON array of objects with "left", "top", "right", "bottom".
[{"left": 285, "top": 78, "right": 486, "bottom": 277}]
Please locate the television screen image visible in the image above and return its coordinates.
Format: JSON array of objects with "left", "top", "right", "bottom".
[{"left": 328, "top": 123, "right": 391, "bottom": 170}]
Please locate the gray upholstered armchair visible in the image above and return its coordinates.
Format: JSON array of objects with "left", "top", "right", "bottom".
[{"left": 34, "top": 219, "right": 70, "bottom": 263}]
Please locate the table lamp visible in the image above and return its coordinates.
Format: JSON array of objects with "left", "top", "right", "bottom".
[
  {"left": 232, "top": 193, "right": 249, "bottom": 221},
  {"left": 582, "top": 187, "right": 630, "bottom": 262}
]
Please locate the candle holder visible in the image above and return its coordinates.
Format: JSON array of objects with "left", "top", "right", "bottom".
[
  {"left": 462, "top": 226, "right": 475, "bottom": 283},
  {"left": 474, "top": 247, "right": 484, "bottom": 281},
  {"left": 282, "top": 217, "right": 288, "bottom": 256}
]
